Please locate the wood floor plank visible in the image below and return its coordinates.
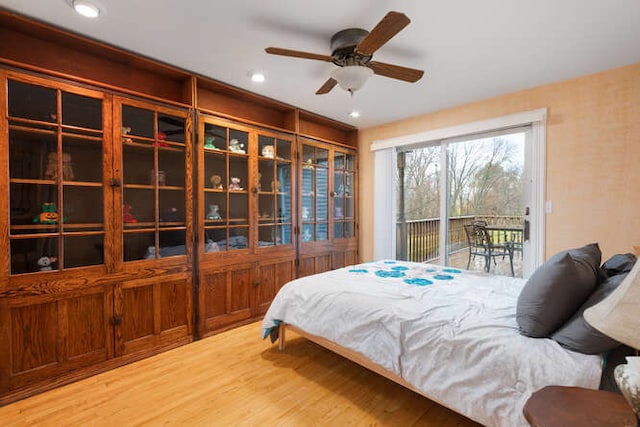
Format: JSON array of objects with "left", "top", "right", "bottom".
[{"left": 0, "top": 321, "right": 479, "bottom": 426}]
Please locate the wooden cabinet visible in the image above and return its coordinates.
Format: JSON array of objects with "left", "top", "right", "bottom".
[
  {"left": 196, "top": 115, "right": 297, "bottom": 337},
  {"left": 0, "top": 71, "right": 193, "bottom": 404},
  {"left": 0, "top": 285, "right": 114, "bottom": 398},
  {"left": 298, "top": 137, "right": 358, "bottom": 277},
  {"left": 0, "top": 10, "right": 357, "bottom": 405}
]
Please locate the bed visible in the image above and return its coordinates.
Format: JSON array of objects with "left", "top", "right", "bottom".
[{"left": 261, "top": 259, "right": 603, "bottom": 427}]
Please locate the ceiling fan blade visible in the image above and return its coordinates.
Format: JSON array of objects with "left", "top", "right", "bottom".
[
  {"left": 356, "top": 11, "right": 410, "bottom": 56},
  {"left": 368, "top": 61, "right": 424, "bottom": 83},
  {"left": 316, "top": 78, "right": 338, "bottom": 95},
  {"left": 265, "top": 47, "right": 333, "bottom": 62}
]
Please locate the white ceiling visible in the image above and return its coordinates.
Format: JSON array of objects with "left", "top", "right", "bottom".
[{"left": 1, "top": 0, "right": 639, "bottom": 129}]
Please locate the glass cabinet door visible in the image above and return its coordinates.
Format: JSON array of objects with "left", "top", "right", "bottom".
[
  {"left": 7, "top": 78, "right": 106, "bottom": 274},
  {"left": 203, "top": 121, "right": 250, "bottom": 252},
  {"left": 333, "top": 151, "right": 356, "bottom": 239},
  {"left": 120, "top": 102, "right": 189, "bottom": 261},
  {"left": 301, "top": 143, "right": 329, "bottom": 243},
  {"left": 257, "top": 134, "right": 293, "bottom": 248}
]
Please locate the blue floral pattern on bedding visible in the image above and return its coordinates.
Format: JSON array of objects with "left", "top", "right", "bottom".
[{"left": 350, "top": 260, "right": 465, "bottom": 287}]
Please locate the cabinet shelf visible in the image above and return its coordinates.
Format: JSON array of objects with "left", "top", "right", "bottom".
[
  {"left": 123, "top": 184, "right": 185, "bottom": 191},
  {"left": 258, "top": 156, "right": 292, "bottom": 163},
  {"left": 258, "top": 191, "right": 290, "bottom": 196},
  {"left": 10, "top": 178, "right": 56, "bottom": 185},
  {"left": 10, "top": 222, "right": 104, "bottom": 232},
  {"left": 123, "top": 140, "right": 185, "bottom": 152},
  {"left": 9, "top": 123, "right": 56, "bottom": 135}
]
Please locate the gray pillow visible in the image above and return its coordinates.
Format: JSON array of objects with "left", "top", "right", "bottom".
[
  {"left": 551, "top": 273, "right": 625, "bottom": 354},
  {"left": 516, "top": 243, "right": 601, "bottom": 338},
  {"left": 601, "top": 253, "right": 636, "bottom": 277}
]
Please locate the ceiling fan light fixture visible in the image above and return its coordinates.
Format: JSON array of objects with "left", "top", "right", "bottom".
[{"left": 331, "top": 66, "right": 373, "bottom": 94}]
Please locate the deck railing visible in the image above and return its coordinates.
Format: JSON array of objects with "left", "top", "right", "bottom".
[{"left": 397, "top": 215, "right": 523, "bottom": 262}]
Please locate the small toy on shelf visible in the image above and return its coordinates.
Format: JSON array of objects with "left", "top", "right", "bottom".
[
  {"left": 122, "top": 126, "right": 132, "bottom": 143},
  {"left": 210, "top": 174, "right": 223, "bottom": 190},
  {"left": 123, "top": 204, "right": 137, "bottom": 223},
  {"left": 261, "top": 145, "right": 275, "bottom": 158},
  {"left": 271, "top": 180, "right": 281, "bottom": 192},
  {"left": 302, "top": 158, "right": 314, "bottom": 169},
  {"left": 302, "top": 228, "right": 312, "bottom": 242},
  {"left": 335, "top": 207, "right": 343, "bottom": 219},
  {"left": 37, "top": 256, "right": 57, "bottom": 271},
  {"left": 33, "top": 202, "right": 60, "bottom": 224},
  {"left": 154, "top": 131, "right": 169, "bottom": 147},
  {"left": 44, "top": 152, "right": 75, "bottom": 180},
  {"left": 161, "top": 207, "right": 178, "bottom": 222},
  {"left": 302, "top": 206, "right": 310, "bottom": 220},
  {"left": 229, "top": 139, "right": 245, "bottom": 154},
  {"left": 204, "top": 135, "right": 218, "bottom": 150},
  {"left": 150, "top": 169, "right": 167, "bottom": 186},
  {"left": 207, "top": 204, "right": 222, "bottom": 220},
  {"left": 229, "top": 177, "right": 243, "bottom": 190}
]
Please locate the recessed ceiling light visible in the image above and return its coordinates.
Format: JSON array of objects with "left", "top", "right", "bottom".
[
  {"left": 73, "top": 0, "right": 100, "bottom": 18},
  {"left": 250, "top": 72, "right": 266, "bottom": 83},
  {"left": 348, "top": 110, "right": 361, "bottom": 119}
]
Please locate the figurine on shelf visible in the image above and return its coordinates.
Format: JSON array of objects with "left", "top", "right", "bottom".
[
  {"left": 153, "top": 131, "right": 169, "bottom": 147},
  {"left": 161, "top": 207, "right": 178, "bottom": 222},
  {"left": 122, "top": 126, "right": 132, "bottom": 143},
  {"left": 302, "top": 158, "right": 314, "bottom": 169},
  {"left": 123, "top": 204, "right": 137, "bottom": 223},
  {"left": 205, "top": 239, "right": 220, "bottom": 252},
  {"left": 229, "top": 177, "right": 243, "bottom": 190},
  {"left": 150, "top": 169, "right": 167, "bottom": 186},
  {"left": 229, "top": 138, "right": 245, "bottom": 154},
  {"left": 33, "top": 202, "right": 60, "bottom": 224},
  {"left": 207, "top": 204, "right": 222, "bottom": 220},
  {"left": 261, "top": 145, "right": 275, "bottom": 158},
  {"left": 37, "top": 256, "right": 57, "bottom": 271},
  {"left": 302, "top": 206, "right": 310, "bottom": 220},
  {"left": 44, "top": 152, "right": 75, "bottom": 180},
  {"left": 204, "top": 135, "right": 218, "bottom": 150},
  {"left": 210, "top": 174, "right": 223, "bottom": 190},
  {"left": 271, "top": 180, "right": 280, "bottom": 192},
  {"left": 257, "top": 173, "right": 262, "bottom": 192},
  {"left": 335, "top": 207, "right": 343, "bottom": 219},
  {"left": 302, "top": 228, "right": 312, "bottom": 242}
]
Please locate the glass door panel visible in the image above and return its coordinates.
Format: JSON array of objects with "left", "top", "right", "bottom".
[
  {"left": 121, "top": 103, "right": 188, "bottom": 260},
  {"left": 333, "top": 150, "right": 355, "bottom": 239},
  {"left": 395, "top": 147, "right": 441, "bottom": 262},
  {"left": 202, "top": 121, "right": 249, "bottom": 252},
  {"left": 257, "top": 135, "right": 293, "bottom": 247},
  {"left": 7, "top": 79, "right": 105, "bottom": 273}
]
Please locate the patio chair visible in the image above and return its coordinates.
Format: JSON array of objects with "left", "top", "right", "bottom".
[{"left": 463, "top": 221, "right": 514, "bottom": 276}]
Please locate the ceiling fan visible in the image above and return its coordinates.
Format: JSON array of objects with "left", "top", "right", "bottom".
[{"left": 265, "top": 11, "right": 424, "bottom": 95}]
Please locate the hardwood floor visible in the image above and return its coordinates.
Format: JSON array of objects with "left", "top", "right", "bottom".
[{"left": 0, "top": 322, "right": 479, "bottom": 426}]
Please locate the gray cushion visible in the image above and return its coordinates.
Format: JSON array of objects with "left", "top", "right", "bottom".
[
  {"left": 516, "top": 243, "right": 601, "bottom": 338},
  {"left": 601, "top": 253, "right": 637, "bottom": 277},
  {"left": 551, "top": 273, "right": 625, "bottom": 354}
]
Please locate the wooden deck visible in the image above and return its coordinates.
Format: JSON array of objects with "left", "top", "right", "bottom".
[{"left": 437, "top": 249, "right": 523, "bottom": 278}]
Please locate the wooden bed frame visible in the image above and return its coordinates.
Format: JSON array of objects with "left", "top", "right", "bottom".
[{"left": 277, "top": 322, "right": 457, "bottom": 411}]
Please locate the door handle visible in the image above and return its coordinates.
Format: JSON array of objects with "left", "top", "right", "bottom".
[{"left": 524, "top": 219, "right": 530, "bottom": 242}]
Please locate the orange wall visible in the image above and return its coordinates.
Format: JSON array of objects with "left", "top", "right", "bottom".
[{"left": 358, "top": 62, "right": 640, "bottom": 262}]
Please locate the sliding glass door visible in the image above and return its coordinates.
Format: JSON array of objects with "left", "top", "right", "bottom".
[{"left": 396, "top": 127, "right": 530, "bottom": 278}]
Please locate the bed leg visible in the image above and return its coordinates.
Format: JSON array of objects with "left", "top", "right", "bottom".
[{"left": 278, "top": 322, "right": 286, "bottom": 351}]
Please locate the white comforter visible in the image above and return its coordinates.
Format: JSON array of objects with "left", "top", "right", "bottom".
[{"left": 261, "top": 260, "right": 603, "bottom": 427}]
